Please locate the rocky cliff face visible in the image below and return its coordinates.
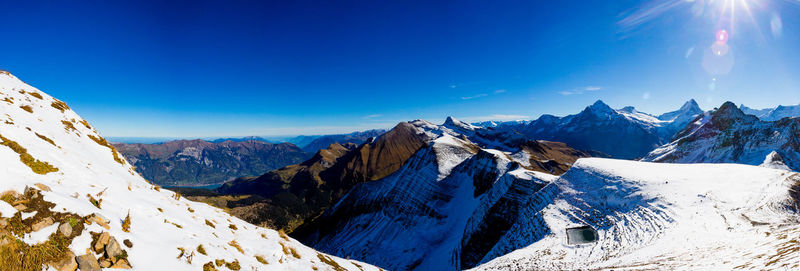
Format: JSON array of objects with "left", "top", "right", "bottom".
[
  {"left": 644, "top": 102, "right": 800, "bottom": 171},
  {"left": 114, "top": 139, "right": 310, "bottom": 186},
  {"left": 214, "top": 122, "right": 429, "bottom": 232}
]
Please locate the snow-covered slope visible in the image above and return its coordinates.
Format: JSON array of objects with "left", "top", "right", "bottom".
[
  {"left": 0, "top": 70, "right": 376, "bottom": 271},
  {"left": 644, "top": 102, "right": 800, "bottom": 172},
  {"left": 474, "top": 158, "right": 800, "bottom": 270},
  {"left": 294, "top": 119, "right": 588, "bottom": 271}
]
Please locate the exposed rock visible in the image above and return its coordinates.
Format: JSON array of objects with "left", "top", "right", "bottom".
[
  {"left": 123, "top": 239, "right": 132, "bottom": 248},
  {"left": 13, "top": 204, "right": 26, "bottom": 211},
  {"left": 75, "top": 254, "right": 101, "bottom": 271},
  {"left": 32, "top": 216, "right": 55, "bottom": 231},
  {"left": 105, "top": 237, "right": 123, "bottom": 259},
  {"left": 111, "top": 258, "right": 132, "bottom": 269},
  {"left": 92, "top": 232, "right": 111, "bottom": 254},
  {"left": 54, "top": 251, "right": 77, "bottom": 271},
  {"left": 34, "top": 183, "right": 52, "bottom": 192},
  {"left": 87, "top": 214, "right": 110, "bottom": 230},
  {"left": 98, "top": 258, "right": 113, "bottom": 268},
  {"left": 59, "top": 222, "right": 73, "bottom": 236}
]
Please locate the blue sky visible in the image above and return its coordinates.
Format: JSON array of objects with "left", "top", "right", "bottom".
[{"left": 1, "top": 0, "right": 799, "bottom": 137}]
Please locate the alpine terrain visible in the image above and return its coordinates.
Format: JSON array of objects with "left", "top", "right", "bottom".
[
  {"left": 288, "top": 117, "right": 593, "bottom": 270},
  {"left": 645, "top": 102, "right": 800, "bottom": 171},
  {"left": 504, "top": 99, "right": 703, "bottom": 159},
  {"left": 0, "top": 70, "right": 377, "bottom": 270}
]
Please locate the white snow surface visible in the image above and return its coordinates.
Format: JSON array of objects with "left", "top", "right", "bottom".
[
  {"left": 0, "top": 71, "right": 376, "bottom": 270},
  {"left": 473, "top": 158, "right": 800, "bottom": 270}
]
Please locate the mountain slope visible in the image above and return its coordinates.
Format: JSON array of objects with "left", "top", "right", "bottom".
[
  {"left": 215, "top": 122, "right": 428, "bottom": 232},
  {"left": 644, "top": 102, "right": 800, "bottom": 171},
  {"left": 513, "top": 100, "right": 702, "bottom": 159},
  {"left": 474, "top": 158, "right": 800, "bottom": 270},
  {"left": 291, "top": 119, "right": 591, "bottom": 270},
  {"left": 0, "top": 70, "right": 375, "bottom": 271},
  {"left": 114, "top": 139, "right": 310, "bottom": 186}
]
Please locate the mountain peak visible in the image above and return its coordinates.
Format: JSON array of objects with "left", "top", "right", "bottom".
[
  {"left": 443, "top": 116, "right": 476, "bottom": 130},
  {"left": 713, "top": 101, "right": 747, "bottom": 120},
  {"left": 681, "top": 99, "right": 700, "bottom": 111},
  {"left": 583, "top": 100, "right": 615, "bottom": 116}
]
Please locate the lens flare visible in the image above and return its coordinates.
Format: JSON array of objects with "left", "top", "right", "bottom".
[{"left": 716, "top": 29, "right": 729, "bottom": 44}]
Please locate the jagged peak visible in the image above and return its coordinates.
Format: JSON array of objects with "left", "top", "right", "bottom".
[
  {"left": 712, "top": 101, "right": 747, "bottom": 119},
  {"left": 443, "top": 116, "right": 476, "bottom": 130},
  {"left": 680, "top": 99, "right": 701, "bottom": 112},
  {"left": 619, "top": 106, "right": 636, "bottom": 113},
  {"left": 582, "top": 100, "right": 615, "bottom": 116}
]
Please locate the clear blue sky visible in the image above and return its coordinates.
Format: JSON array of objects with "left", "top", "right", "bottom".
[{"left": 1, "top": 0, "right": 799, "bottom": 137}]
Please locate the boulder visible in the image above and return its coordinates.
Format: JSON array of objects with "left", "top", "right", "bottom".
[
  {"left": 75, "top": 254, "right": 101, "bottom": 271},
  {"left": 122, "top": 239, "right": 132, "bottom": 248},
  {"left": 54, "top": 251, "right": 77, "bottom": 271},
  {"left": 59, "top": 222, "right": 73, "bottom": 237}
]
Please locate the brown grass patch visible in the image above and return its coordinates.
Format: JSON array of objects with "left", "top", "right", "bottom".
[
  {"left": 50, "top": 100, "right": 69, "bottom": 113},
  {"left": 0, "top": 134, "right": 58, "bottom": 174},
  {"left": 87, "top": 134, "right": 125, "bottom": 165},
  {"left": 34, "top": 133, "right": 56, "bottom": 147},
  {"left": 19, "top": 105, "right": 33, "bottom": 113}
]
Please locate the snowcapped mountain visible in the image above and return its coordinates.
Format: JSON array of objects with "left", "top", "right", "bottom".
[
  {"left": 290, "top": 119, "right": 590, "bottom": 270},
  {"left": 0, "top": 70, "right": 376, "bottom": 271},
  {"left": 513, "top": 99, "right": 702, "bottom": 159},
  {"left": 740, "top": 103, "right": 800, "bottom": 121},
  {"left": 470, "top": 120, "right": 529, "bottom": 129},
  {"left": 644, "top": 102, "right": 800, "bottom": 171},
  {"left": 473, "top": 158, "right": 800, "bottom": 270}
]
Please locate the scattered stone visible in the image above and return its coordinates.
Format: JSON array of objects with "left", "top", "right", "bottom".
[
  {"left": 111, "top": 258, "right": 132, "bottom": 269},
  {"left": 54, "top": 251, "right": 78, "bottom": 271},
  {"left": 13, "top": 204, "right": 26, "bottom": 211},
  {"left": 75, "top": 254, "right": 101, "bottom": 271},
  {"left": 123, "top": 239, "right": 132, "bottom": 248},
  {"left": 59, "top": 222, "right": 73, "bottom": 236},
  {"left": 0, "top": 218, "right": 7, "bottom": 228},
  {"left": 105, "top": 237, "right": 123, "bottom": 259},
  {"left": 34, "top": 183, "right": 52, "bottom": 192},
  {"left": 93, "top": 232, "right": 111, "bottom": 253},
  {"left": 98, "top": 257, "right": 113, "bottom": 268},
  {"left": 32, "top": 216, "right": 55, "bottom": 231},
  {"left": 87, "top": 214, "right": 110, "bottom": 230}
]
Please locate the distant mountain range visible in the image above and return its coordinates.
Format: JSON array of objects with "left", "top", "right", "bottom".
[
  {"left": 299, "top": 129, "right": 386, "bottom": 153},
  {"left": 645, "top": 102, "right": 800, "bottom": 171},
  {"left": 113, "top": 131, "right": 387, "bottom": 186},
  {"left": 495, "top": 99, "right": 703, "bottom": 159},
  {"left": 740, "top": 103, "right": 800, "bottom": 121},
  {"left": 113, "top": 140, "right": 311, "bottom": 186}
]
